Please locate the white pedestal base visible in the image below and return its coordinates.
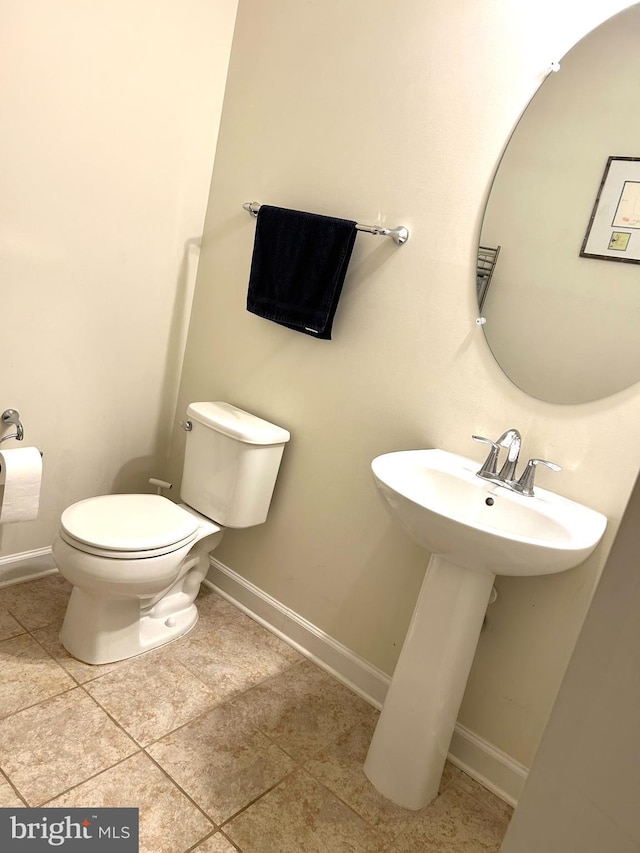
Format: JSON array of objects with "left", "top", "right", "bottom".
[{"left": 364, "top": 554, "right": 495, "bottom": 809}]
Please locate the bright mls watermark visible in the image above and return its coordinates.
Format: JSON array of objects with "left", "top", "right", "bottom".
[{"left": 0, "top": 808, "right": 138, "bottom": 851}]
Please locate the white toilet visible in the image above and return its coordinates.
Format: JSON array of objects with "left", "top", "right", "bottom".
[{"left": 53, "top": 402, "right": 290, "bottom": 665}]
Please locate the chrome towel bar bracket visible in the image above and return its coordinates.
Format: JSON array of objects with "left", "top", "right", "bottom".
[
  {"left": 242, "top": 202, "right": 409, "bottom": 245},
  {"left": 1, "top": 409, "right": 24, "bottom": 443}
]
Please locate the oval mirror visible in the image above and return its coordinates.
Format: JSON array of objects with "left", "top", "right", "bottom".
[{"left": 478, "top": 4, "right": 640, "bottom": 404}]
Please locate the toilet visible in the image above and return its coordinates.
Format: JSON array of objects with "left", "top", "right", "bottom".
[{"left": 53, "top": 402, "right": 290, "bottom": 665}]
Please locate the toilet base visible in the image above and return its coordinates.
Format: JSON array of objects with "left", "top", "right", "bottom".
[
  {"left": 57, "top": 527, "right": 223, "bottom": 666},
  {"left": 59, "top": 586, "right": 200, "bottom": 665}
]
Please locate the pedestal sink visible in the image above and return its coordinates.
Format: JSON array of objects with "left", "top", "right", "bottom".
[{"left": 363, "top": 448, "right": 607, "bottom": 810}]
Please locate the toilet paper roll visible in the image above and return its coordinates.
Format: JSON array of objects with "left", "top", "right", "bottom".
[{"left": 0, "top": 446, "right": 42, "bottom": 523}]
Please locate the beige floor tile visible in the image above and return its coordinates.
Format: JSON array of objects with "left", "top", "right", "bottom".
[
  {"left": 196, "top": 588, "right": 300, "bottom": 666},
  {"left": 85, "top": 654, "right": 220, "bottom": 746},
  {"left": 0, "top": 633, "right": 75, "bottom": 718},
  {"left": 0, "top": 688, "right": 137, "bottom": 805},
  {"left": 305, "top": 719, "right": 419, "bottom": 844},
  {"left": 165, "top": 613, "right": 299, "bottom": 703},
  {"left": 0, "top": 605, "right": 24, "bottom": 641},
  {"left": 449, "top": 769, "right": 514, "bottom": 824},
  {"left": 440, "top": 759, "right": 466, "bottom": 792},
  {"left": 177, "top": 591, "right": 258, "bottom": 648},
  {"left": 225, "top": 768, "right": 386, "bottom": 853},
  {"left": 391, "top": 784, "right": 512, "bottom": 853},
  {"left": 196, "top": 588, "right": 252, "bottom": 627},
  {"left": 246, "top": 620, "right": 303, "bottom": 665},
  {"left": 0, "top": 772, "right": 25, "bottom": 806},
  {"left": 147, "top": 701, "right": 296, "bottom": 823},
  {"left": 219, "top": 608, "right": 303, "bottom": 665},
  {"left": 0, "top": 575, "right": 71, "bottom": 630},
  {"left": 49, "top": 752, "right": 214, "bottom": 853},
  {"left": 192, "top": 833, "right": 239, "bottom": 852},
  {"left": 229, "top": 659, "right": 378, "bottom": 762},
  {"left": 0, "top": 579, "right": 511, "bottom": 853}
]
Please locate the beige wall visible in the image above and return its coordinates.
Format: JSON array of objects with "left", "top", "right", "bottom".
[
  {"left": 501, "top": 470, "right": 640, "bottom": 852},
  {"left": 170, "top": 0, "right": 639, "bottom": 771},
  {"left": 482, "top": 6, "right": 640, "bottom": 402},
  {"left": 0, "top": 0, "right": 238, "bottom": 555}
]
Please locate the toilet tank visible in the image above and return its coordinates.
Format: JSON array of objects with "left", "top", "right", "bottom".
[{"left": 180, "top": 402, "right": 290, "bottom": 528}]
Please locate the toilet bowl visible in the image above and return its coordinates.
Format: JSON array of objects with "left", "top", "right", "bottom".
[
  {"left": 53, "top": 494, "right": 223, "bottom": 664},
  {"left": 54, "top": 402, "right": 290, "bottom": 665}
]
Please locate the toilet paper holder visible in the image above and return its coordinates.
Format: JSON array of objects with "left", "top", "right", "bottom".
[{"left": 1, "top": 409, "right": 24, "bottom": 443}]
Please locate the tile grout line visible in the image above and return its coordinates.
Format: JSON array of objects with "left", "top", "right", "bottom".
[
  {"left": 142, "top": 748, "right": 222, "bottom": 835},
  {"left": 38, "top": 750, "right": 145, "bottom": 809},
  {"left": 0, "top": 679, "right": 79, "bottom": 724},
  {"left": 218, "top": 767, "right": 301, "bottom": 828},
  {"left": 213, "top": 718, "right": 408, "bottom": 847},
  {"left": 301, "top": 757, "right": 413, "bottom": 844},
  {"left": 0, "top": 766, "right": 28, "bottom": 807},
  {"left": 0, "top": 625, "right": 80, "bottom": 730},
  {"left": 2, "top": 621, "right": 145, "bottom": 808},
  {"left": 184, "top": 827, "right": 242, "bottom": 853}
]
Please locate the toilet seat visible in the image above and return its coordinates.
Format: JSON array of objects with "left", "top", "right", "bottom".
[{"left": 60, "top": 494, "right": 200, "bottom": 559}]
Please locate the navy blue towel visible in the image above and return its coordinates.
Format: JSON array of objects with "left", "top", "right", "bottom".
[{"left": 247, "top": 205, "right": 358, "bottom": 339}]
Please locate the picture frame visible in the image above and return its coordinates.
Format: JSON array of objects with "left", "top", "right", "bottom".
[{"left": 580, "top": 156, "right": 640, "bottom": 263}]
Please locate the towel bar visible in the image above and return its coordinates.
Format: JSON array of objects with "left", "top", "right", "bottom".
[{"left": 242, "top": 202, "right": 409, "bottom": 245}]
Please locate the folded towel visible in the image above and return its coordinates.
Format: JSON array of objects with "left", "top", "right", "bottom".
[{"left": 247, "top": 205, "right": 358, "bottom": 339}]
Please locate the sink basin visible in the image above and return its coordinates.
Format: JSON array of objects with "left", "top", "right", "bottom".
[
  {"left": 372, "top": 448, "right": 607, "bottom": 576},
  {"left": 364, "top": 446, "right": 607, "bottom": 811}
]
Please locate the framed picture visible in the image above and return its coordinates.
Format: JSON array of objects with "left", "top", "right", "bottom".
[{"left": 580, "top": 156, "right": 640, "bottom": 263}]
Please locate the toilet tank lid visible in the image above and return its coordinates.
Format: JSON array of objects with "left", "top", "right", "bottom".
[{"left": 187, "top": 402, "right": 291, "bottom": 445}]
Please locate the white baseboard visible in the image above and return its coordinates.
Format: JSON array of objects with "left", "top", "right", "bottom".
[
  {"left": 0, "top": 547, "right": 57, "bottom": 588},
  {"left": 206, "top": 557, "right": 390, "bottom": 708},
  {"left": 448, "top": 724, "right": 527, "bottom": 807},
  {"left": 206, "top": 557, "right": 527, "bottom": 806}
]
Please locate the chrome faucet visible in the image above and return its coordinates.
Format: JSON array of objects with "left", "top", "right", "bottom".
[
  {"left": 473, "top": 429, "right": 561, "bottom": 495},
  {"left": 511, "top": 458, "right": 562, "bottom": 496},
  {"left": 495, "top": 428, "right": 521, "bottom": 482},
  {"left": 472, "top": 428, "right": 521, "bottom": 485}
]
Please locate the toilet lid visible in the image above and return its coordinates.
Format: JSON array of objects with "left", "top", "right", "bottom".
[{"left": 60, "top": 494, "right": 200, "bottom": 553}]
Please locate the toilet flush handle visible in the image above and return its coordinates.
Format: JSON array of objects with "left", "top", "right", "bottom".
[
  {"left": 180, "top": 420, "right": 192, "bottom": 431},
  {"left": 149, "top": 478, "right": 172, "bottom": 496}
]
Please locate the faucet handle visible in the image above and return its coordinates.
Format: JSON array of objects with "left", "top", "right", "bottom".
[
  {"left": 472, "top": 435, "right": 501, "bottom": 479},
  {"left": 514, "top": 458, "right": 562, "bottom": 496},
  {"left": 472, "top": 435, "right": 499, "bottom": 448}
]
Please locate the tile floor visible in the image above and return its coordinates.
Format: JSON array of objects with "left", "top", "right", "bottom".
[{"left": 0, "top": 574, "right": 512, "bottom": 852}]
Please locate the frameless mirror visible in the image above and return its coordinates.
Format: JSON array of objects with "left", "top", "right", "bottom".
[{"left": 478, "top": 4, "right": 640, "bottom": 404}]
